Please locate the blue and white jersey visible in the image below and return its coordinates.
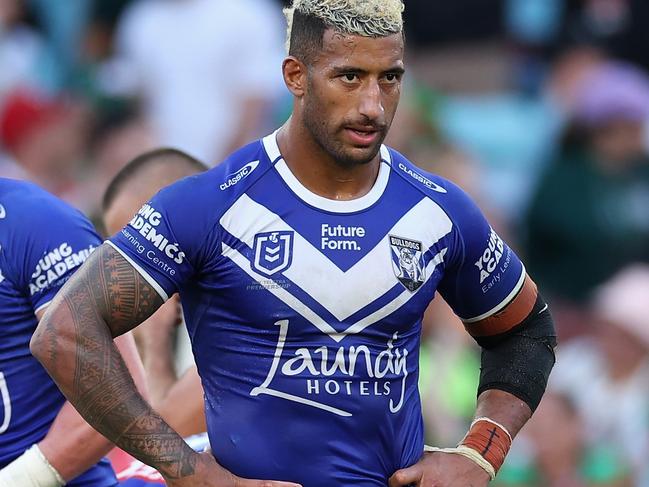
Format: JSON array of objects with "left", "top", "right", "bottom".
[
  {"left": 109, "top": 133, "right": 527, "bottom": 487},
  {"left": 0, "top": 178, "right": 117, "bottom": 486}
]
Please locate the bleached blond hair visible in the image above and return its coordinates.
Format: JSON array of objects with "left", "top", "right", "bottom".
[{"left": 284, "top": 0, "right": 405, "bottom": 53}]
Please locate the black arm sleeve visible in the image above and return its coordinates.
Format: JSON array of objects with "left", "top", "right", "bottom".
[{"left": 474, "top": 294, "right": 557, "bottom": 412}]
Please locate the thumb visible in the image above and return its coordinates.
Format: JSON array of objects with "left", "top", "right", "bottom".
[{"left": 389, "top": 464, "right": 422, "bottom": 487}]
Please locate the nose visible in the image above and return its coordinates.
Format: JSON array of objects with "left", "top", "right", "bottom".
[{"left": 358, "top": 80, "right": 384, "bottom": 122}]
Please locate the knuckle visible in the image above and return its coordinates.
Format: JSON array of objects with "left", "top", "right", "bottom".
[{"left": 394, "top": 471, "right": 407, "bottom": 483}]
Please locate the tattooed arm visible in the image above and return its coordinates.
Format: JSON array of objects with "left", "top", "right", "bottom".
[
  {"left": 31, "top": 245, "right": 193, "bottom": 479},
  {"left": 31, "top": 244, "right": 300, "bottom": 487},
  {"left": 36, "top": 331, "right": 148, "bottom": 482}
]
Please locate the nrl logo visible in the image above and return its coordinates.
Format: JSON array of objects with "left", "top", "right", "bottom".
[
  {"left": 389, "top": 235, "right": 425, "bottom": 292},
  {"left": 252, "top": 231, "right": 294, "bottom": 276}
]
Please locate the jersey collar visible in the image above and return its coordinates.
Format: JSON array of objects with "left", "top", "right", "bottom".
[{"left": 262, "top": 131, "right": 391, "bottom": 214}]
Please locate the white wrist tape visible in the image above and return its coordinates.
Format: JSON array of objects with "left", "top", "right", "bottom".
[
  {"left": 0, "top": 445, "right": 66, "bottom": 487},
  {"left": 423, "top": 444, "right": 496, "bottom": 481}
]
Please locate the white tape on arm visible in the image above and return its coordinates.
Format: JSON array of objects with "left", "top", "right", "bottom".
[
  {"left": 423, "top": 445, "right": 496, "bottom": 480},
  {"left": 0, "top": 445, "right": 66, "bottom": 487}
]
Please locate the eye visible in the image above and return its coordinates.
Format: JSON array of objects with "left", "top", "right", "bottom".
[
  {"left": 341, "top": 73, "right": 359, "bottom": 83},
  {"left": 384, "top": 73, "right": 401, "bottom": 83}
]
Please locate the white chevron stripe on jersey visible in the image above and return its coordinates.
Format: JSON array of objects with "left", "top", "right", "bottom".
[
  {"left": 342, "top": 248, "right": 447, "bottom": 338},
  {"left": 220, "top": 194, "right": 453, "bottom": 322},
  {"left": 222, "top": 242, "right": 448, "bottom": 342},
  {"left": 222, "top": 242, "right": 339, "bottom": 337}
]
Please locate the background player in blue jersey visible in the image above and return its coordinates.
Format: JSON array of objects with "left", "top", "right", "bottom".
[
  {"left": 102, "top": 148, "right": 207, "bottom": 439},
  {"left": 102, "top": 148, "right": 208, "bottom": 486},
  {"left": 32, "top": 1, "right": 557, "bottom": 486},
  {"left": 0, "top": 178, "right": 147, "bottom": 487}
]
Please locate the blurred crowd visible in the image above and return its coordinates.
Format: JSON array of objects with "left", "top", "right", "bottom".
[{"left": 2, "top": 0, "right": 649, "bottom": 485}]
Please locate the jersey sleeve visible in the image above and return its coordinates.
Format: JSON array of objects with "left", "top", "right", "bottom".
[
  {"left": 436, "top": 182, "right": 536, "bottom": 337},
  {"left": 108, "top": 175, "right": 218, "bottom": 301},
  {"left": 9, "top": 198, "right": 102, "bottom": 313}
]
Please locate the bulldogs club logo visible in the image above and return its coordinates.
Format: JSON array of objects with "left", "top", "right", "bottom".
[
  {"left": 252, "top": 231, "right": 294, "bottom": 276},
  {"left": 389, "top": 235, "right": 425, "bottom": 292}
]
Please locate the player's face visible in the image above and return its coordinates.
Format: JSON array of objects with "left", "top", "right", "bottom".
[
  {"left": 103, "top": 162, "right": 202, "bottom": 235},
  {"left": 104, "top": 192, "right": 144, "bottom": 236},
  {"left": 303, "top": 30, "right": 404, "bottom": 168}
]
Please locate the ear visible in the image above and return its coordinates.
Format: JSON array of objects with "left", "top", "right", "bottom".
[{"left": 282, "top": 56, "right": 307, "bottom": 97}]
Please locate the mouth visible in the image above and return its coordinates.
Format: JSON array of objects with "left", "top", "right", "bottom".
[{"left": 344, "top": 126, "right": 381, "bottom": 146}]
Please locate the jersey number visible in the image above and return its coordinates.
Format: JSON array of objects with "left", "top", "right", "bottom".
[{"left": 0, "top": 372, "right": 11, "bottom": 434}]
